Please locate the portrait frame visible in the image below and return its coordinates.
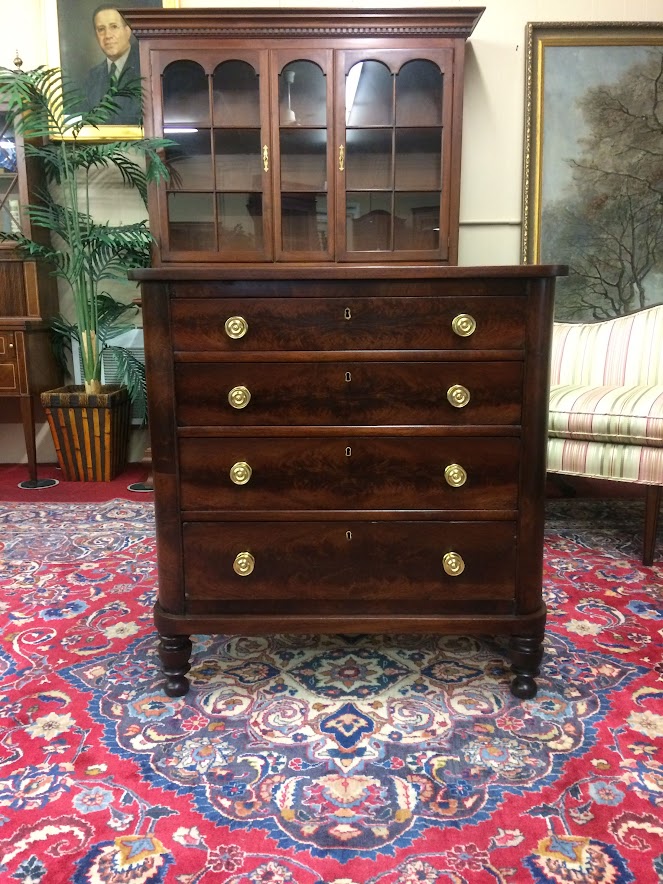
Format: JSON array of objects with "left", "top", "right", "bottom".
[
  {"left": 522, "top": 22, "right": 663, "bottom": 319},
  {"left": 46, "top": 0, "right": 179, "bottom": 141}
]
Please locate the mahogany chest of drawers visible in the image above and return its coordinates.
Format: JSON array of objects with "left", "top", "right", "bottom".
[{"left": 134, "top": 264, "right": 564, "bottom": 699}]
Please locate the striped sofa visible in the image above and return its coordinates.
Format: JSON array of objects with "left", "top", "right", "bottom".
[{"left": 548, "top": 304, "right": 663, "bottom": 565}]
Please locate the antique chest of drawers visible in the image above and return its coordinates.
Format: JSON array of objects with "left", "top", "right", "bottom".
[{"left": 133, "top": 264, "right": 564, "bottom": 699}]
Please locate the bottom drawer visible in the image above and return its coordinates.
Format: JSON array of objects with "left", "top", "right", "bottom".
[{"left": 182, "top": 521, "right": 518, "bottom": 616}]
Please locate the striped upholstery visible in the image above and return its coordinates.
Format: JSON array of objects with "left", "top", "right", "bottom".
[{"left": 548, "top": 305, "right": 663, "bottom": 485}]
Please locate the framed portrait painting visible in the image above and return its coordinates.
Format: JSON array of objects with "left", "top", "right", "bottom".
[
  {"left": 46, "top": 0, "right": 179, "bottom": 140},
  {"left": 522, "top": 22, "right": 663, "bottom": 321}
]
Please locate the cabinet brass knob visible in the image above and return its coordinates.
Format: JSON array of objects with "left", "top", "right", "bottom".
[
  {"left": 8, "top": 342, "right": 14, "bottom": 349},
  {"left": 225, "top": 316, "right": 248, "bottom": 339},
  {"left": 228, "top": 385, "right": 251, "bottom": 409},
  {"left": 447, "top": 384, "right": 470, "bottom": 408},
  {"left": 452, "top": 313, "right": 476, "bottom": 337},
  {"left": 233, "top": 551, "right": 255, "bottom": 576},
  {"left": 443, "top": 552, "right": 465, "bottom": 576},
  {"left": 230, "top": 461, "right": 252, "bottom": 485},
  {"left": 444, "top": 463, "right": 467, "bottom": 487}
]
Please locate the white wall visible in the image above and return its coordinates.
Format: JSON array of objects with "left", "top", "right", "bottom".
[{"left": 2, "top": 0, "right": 661, "bottom": 464}]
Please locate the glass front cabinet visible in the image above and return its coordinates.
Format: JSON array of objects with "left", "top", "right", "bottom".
[{"left": 128, "top": 7, "right": 483, "bottom": 265}]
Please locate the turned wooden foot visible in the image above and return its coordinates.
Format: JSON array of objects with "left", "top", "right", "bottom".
[
  {"left": 509, "top": 634, "right": 544, "bottom": 699},
  {"left": 158, "top": 634, "right": 192, "bottom": 697}
]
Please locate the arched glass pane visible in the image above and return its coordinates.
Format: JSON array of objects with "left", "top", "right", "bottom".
[
  {"left": 395, "top": 60, "right": 443, "bottom": 126},
  {"left": 213, "top": 60, "right": 260, "bottom": 127},
  {"left": 346, "top": 61, "right": 393, "bottom": 127},
  {"left": 163, "top": 60, "right": 209, "bottom": 125},
  {"left": 279, "top": 60, "right": 326, "bottom": 126}
]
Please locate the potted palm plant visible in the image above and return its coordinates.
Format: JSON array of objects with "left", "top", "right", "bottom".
[{"left": 0, "top": 63, "right": 170, "bottom": 480}]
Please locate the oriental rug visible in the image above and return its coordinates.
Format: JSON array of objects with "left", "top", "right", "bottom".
[{"left": 0, "top": 497, "right": 661, "bottom": 883}]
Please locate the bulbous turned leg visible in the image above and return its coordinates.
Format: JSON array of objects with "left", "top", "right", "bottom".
[
  {"left": 509, "top": 633, "right": 544, "bottom": 699},
  {"left": 158, "top": 634, "right": 192, "bottom": 697}
]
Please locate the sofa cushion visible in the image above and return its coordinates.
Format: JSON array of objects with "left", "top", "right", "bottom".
[
  {"left": 549, "top": 384, "right": 663, "bottom": 446},
  {"left": 547, "top": 438, "right": 663, "bottom": 484}
]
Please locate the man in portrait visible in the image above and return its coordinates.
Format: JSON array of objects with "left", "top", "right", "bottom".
[{"left": 83, "top": 4, "right": 141, "bottom": 124}]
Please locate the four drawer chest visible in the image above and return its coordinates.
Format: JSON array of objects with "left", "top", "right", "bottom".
[{"left": 133, "top": 264, "right": 565, "bottom": 699}]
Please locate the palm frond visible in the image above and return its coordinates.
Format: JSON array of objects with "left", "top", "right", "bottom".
[{"left": 105, "top": 346, "right": 148, "bottom": 425}]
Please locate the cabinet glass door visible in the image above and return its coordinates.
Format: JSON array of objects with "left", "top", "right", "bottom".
[
  {"left": 272, "top": 51, "right": 333, "bottom": 260},
  {"left": 0, "top": 111, "right": 21, "bottom": 239},
  {"left": 337, "top": 50, "right": 453, "bottom": 261},
  {"left": 160, "top": 51, "right": 272, "bottom": 260}
]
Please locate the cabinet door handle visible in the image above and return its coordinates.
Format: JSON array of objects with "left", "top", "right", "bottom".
[
  {"left": 338, "top": 144, "right": 345, "bottom": 172},
  {"left": 263, "top": 144, "right": 269, "bottom": 172}
]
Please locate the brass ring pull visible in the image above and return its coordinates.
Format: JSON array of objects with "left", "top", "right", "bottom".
[
  {"left": 229, "top": 461, "right": 252, "bottom": 485},
  {"left": 228, "top": 385, "right": 251, "bottom": 409},
  {"left": 225, "top": 316, "right": 248, "bottom": 339},
  {"left": 452, "top": 313, "right": 477, "bottom": 337},
  {"left": 447, "top": 384, "right": 470, "bottom": 408},
  {"left": 233, "top": 551, "right": 255, "bottom": 576},
  {"left": 444, "top": 463, "right": 467, "bottom": 487},
  {"left": 443, "top": 552, "right": 465, "bottom": 576}
]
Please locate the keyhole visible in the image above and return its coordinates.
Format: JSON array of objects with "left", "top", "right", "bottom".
[
  {"left": 346, "top": 530, "right": 352, "bottom": 541},
  {"left": 345, "top": 446, "right": 352, "bottom": 457},
  {"left": 345, "top": 371, "right": 352, "bottom": 382},
  {"left": 344, "top": 307, "right": 352, "bottom": 320}
]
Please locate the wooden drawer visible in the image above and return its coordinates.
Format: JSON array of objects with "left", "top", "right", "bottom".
[
  {"left": 0, "top": 331, "right": 19, "bottom": 392},
  {"left": 178, "top": 436, "right": 520, "bottom": 511},
  {"left": 182, "top": 520, "right": 518, "bottom": 615},
  {"left": 175, "top": 361, "right": 523, "bottom": 427},
  {"left": 170, "top": 295, "right": 527, "bottom": 352}
]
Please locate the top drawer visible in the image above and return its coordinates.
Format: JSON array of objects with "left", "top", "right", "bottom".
[{"left": 170, "top": 296, "right": 527, "bottom": 352}]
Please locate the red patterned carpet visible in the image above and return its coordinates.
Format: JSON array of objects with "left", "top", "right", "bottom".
[{"left": 0, "top": 469, "right": 661, "bottom": 883}]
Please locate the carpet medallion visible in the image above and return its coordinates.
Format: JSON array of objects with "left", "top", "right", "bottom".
[{"left": 0, "top": 499, "right": 661, "bottom": 883}]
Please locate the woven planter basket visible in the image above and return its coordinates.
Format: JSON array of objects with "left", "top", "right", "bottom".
[{"left": 40, "top": 385, "right": 130, "bottom": 481}]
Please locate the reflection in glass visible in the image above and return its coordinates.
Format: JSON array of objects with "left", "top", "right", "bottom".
[
  {"left": 0, "top": 113, "right": 19, "bottom": 235},
  {"left": 213, "top": 61, "right": 260, "bottom": 127},
  {"left": 165, "top": 130, "right": 213, "bottom": 190},
  {"left": 280, "top": 130, "right": 327, "bottom": 190},
  {"left": 345, "top": 61, "right": 393, "bottom": 127},
  {"left": 168, "top": 192, "right": 215, "bottom": 250},
  {"left": 214, "top": 130, "right": 262, "bottom": 190},
  {"left": 279, "top": 61, "right": 326, "bottom": 126},
  {"left": 395, "top": 194, "right": 440, "bottom": 250},
  {"left": 395, "top": 129, "right": 442, "bottom": 190},
  {"left": 218, "top": 193, "right": 264, "bottom": 253},
  {"left": 163, "top": 60, "right": 209, "bottom": 125},
  {"left": 395, "top": 61, "right": 443, "bottom": 126},
  {"left": 281, "top": 193, "right": 327, "bottom": 252},
  {"left": 346, "top": 193, "right": 392, "bottom": 251},
  {"left": 345, "top": 129, "right": 392, "bottom": 190}
]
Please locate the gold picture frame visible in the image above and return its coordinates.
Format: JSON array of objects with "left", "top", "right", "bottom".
[
  {"left": 522, "top": 22, "right": 663, "bottom": 320},
  {"left": 46, "top": 0, "right": 179, "bottom": 141}
]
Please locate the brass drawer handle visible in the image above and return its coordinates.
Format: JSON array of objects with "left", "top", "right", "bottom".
[
  {"left": 444, "top": 463, "right": 467, "bottom": 487},
  {"left": 443, "top": 552, "right": 465, "bottom": 576},
  {"left": 452, "top": 313, "right": 476, "bottom": 337},
  {"left": 447, "top": 384, "right": 470, "bottom": 408},
  {"left": 228, "top": 385, "right": 251, "bottom": 409},
  {"left": 225, "top": 316, "right": 248, "bottom": 339},
  {"left": 233, "top": 551, "right": 255, "bottom": 576},
  {"left": 229, "top": 461, "right": 252, "bottom": 485}
]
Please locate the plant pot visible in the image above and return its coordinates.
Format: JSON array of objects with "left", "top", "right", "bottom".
[{"left": 40, "top": 384, "right": 130, "bottom": 481}]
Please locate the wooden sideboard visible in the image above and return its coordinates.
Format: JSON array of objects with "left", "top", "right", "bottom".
[{"left": 132, "top": 263, "right": 566, "bottom": 699}]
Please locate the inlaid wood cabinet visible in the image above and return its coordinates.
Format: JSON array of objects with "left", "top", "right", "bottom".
[
  {"left": 0, "top": 105, "right": 61, "bottom": 483},
  {"left": 128, "top": 8, "right": 567, "bottom": 701}
]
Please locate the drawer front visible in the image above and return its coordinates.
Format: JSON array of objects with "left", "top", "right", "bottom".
[
  {"left": 182, "top": 521, "right": 517, "bottom": 614},
  {"left": 0, "top": 332, "right": 19, "bottom": 392},
  {"left": 175, "top": 361, "right": 523, "bottom": 426},
  {"left": 171, "top": 296, "right": 527, "bottom": 352},
  {"left": 179, "top": 436, "right": 520, "bottom": 511}
]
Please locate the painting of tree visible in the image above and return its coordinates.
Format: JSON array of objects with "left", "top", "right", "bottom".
[{"left": 523, "top": 25, "right": 663, "bottom": 321}]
